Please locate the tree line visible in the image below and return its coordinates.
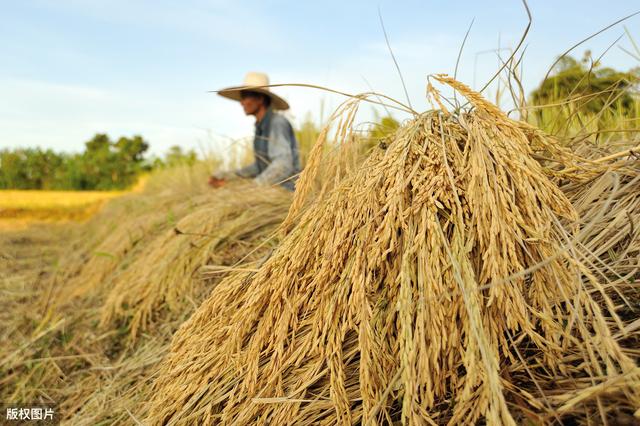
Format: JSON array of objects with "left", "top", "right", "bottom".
[{"left": 0, "top": 134, "right": 196, "bottom": 191}]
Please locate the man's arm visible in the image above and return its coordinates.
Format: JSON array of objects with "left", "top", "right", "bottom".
[
  {"left": 234, "top": 161, "right": 260, "bottom": 178},
  {"left": 254, "top": 117, "right": 294, "bottom": 186},
  {"left": 210, "top": 161, "right": 258, "bottom": 180}
]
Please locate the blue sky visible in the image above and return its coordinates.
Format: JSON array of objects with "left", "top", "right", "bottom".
[{"left": 1, "top": 0, "right": 639, "bottom": 157}]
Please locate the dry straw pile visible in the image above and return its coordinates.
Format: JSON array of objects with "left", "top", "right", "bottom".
[
  {"left": 147, "top": 76, "right": 640, "bottom": 425},
  {"left": 0, "top": 166, "right": 292, "bottom": 424}
]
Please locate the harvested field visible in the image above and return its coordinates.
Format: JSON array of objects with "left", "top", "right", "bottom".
[
  {"left": 0, "top": 190, "right": 123, "bottom": 223},
  {"left": 1, "top": 79, "right": 639, "bottom": 425},
  {"left": 0, "top": 166, "right": 293, "bottom": 424}
]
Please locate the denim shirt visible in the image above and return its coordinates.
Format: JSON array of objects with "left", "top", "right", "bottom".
[{"left": 234, "top": 108, "right": 301, "bottom": 191}]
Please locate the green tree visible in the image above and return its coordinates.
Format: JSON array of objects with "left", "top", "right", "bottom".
[
  {"left": 76, "top": 133, "right": 149, "bottom": 189},
  {"left": 530, "top": 52, "right": 639, "bottom": 134},
  {"left": 113, "top": 135, "right": 150, "bottom": 187},
  {"left": 80, "top": 133, "right": 113, "bottom": 189},
  {"left": 0, "top": 149, "right": 29, "bottom": 189},
  {"left": 53, "top": 154, "right": 87, "bottom": 190},
  {"left": 115, "top": 135, "right": 149, "bottom": 163},
  {"left": 0, "top": 134, "right": 151, "bottom": 190}
]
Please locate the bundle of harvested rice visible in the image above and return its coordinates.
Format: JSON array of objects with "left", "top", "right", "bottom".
[
  {"left": 561, "top": 157, "right": 640, "bottom": 364},
  {"left": 45, "top": 163, "right": 213, "bottom": 306},
  {"left": 565, "top": 170, "right": 640, "bottom": 283},
  {"left": 100, "top": 183, "right": 291, "bottom": 339},
  {"left": 48, "top": 189, "right": 208, "bottom": 303},
  {"left": 147, "top": 76, "right": 640, "bottom": 425}
]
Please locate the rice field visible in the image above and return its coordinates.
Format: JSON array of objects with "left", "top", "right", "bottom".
[
  {"left": 0, "top": 175, "right": 151, "bottom": 229},
  {"left": 0, "top": 189, "right": 122, "bottom": 209},
  {"left": 0, "top": 190, "right": 124, "bottom": 233},
  {"left": 0, "top": 78, "right": 639, "bottom": 425}
]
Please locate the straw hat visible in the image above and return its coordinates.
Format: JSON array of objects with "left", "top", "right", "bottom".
[{"left": 218, "top": 72, "right": 289, "bottom": 110}]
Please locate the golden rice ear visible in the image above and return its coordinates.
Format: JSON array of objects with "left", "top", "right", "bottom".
[
  {"left": 281, "top": 97, "right": 363, "bottom": 234},
  {"left": 433, "top": 74, "right": 510, "bottom": 122},
  {"left": 426, "top": 81, "right": 449, "bottom": 115}
]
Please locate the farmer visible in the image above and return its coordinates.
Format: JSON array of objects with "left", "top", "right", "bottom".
[{"left": 209, "top": 72, "right": 301, "bottom": 191}]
